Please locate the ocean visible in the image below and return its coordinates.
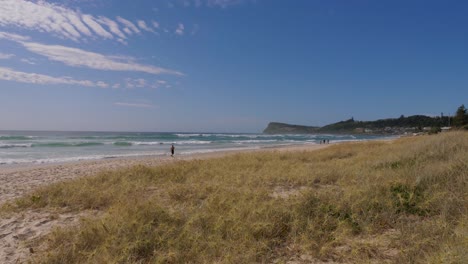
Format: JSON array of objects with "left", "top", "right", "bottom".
[{"left": 0, "top": 131, "right": 393, "bottom": 166}]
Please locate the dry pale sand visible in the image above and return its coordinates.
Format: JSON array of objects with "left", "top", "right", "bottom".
[{"left": 0, "top": 144, "right": 330, "bottom": 263}]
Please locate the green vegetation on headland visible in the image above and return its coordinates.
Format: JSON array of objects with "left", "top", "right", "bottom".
[
  {"left": 263, "top": 115, "right": 445, "bottom": 135},
  {"left": 263, "top": 122, "right": 320, "bottom": 134},
  {"left": 264, "top": 104, "right": 468, "bottom": 134},
  {"left": 2, "top": 132, "right": 467, "bottom": 263}
]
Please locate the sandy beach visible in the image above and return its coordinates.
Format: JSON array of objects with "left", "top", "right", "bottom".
[{"left": 0, "top": 143, "right": 330, "bottom": 263}]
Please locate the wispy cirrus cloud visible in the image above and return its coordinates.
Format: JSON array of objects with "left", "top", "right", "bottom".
[
  {"left": 114, "top": 102, "right": 156, "bottom": 108},
  {"left": 116, "top": 16, "right": 141, "bottom": 35},
  {"left": 81, "top": 14, "right": 113, "bottom": 39},
  {"left": 0, "top": 53, "right": 14, "bottom": 59},
  {"left": 152, "top": 21, "right": 160, "bottom": 29},
  {"left": 0, "top": 67, "right": 108, "bottom": 88},
  {"left": 21, "top": 41, "right": 184, "bottom": 76},
  {"left": 0, "top": 0, "right": 159, "bottom": 42},
  {"left": 117, "top": 78, "right": 172, "bottom": 89},
  {"left": 175, "top": 23, "right": 185, "bottom": 35},
  {"left": 0, "top": 32, "right": 184, "bottom": 76},
  {"left": 0, "top": 31, "right": 30, "bottom": 42},
  {"left": 153, "top": 80, "right": 172, "bottom": 89},
  {"left": 125, "top": 78, "right": 147, "bottom": 89},
  {"left": 20, "top": 58, "right": 36, "bottom": 65},
  {"left": 97, "top": 16, "right": 126, "bottom": 39},
  {"left": 137, "top": 20, "right": 154, "bottom": 33}
]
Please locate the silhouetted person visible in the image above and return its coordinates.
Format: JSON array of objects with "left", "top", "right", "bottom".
[{"left": 171, "top": 144, "right": 175, "bottom": 157}]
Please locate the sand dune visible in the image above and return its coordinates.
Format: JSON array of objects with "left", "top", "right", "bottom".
[{"left": 0, "top": 144, "right": 330, "bottom": 263}]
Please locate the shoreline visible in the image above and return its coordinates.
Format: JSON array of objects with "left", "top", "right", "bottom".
[
  {"left": 0, "top": 143, "right": 332, "bottom": 204},
  {"left": 0, "top": 142, "right": 322, "bottom": 169},
  {"left": 0, "top": 131, "right": 397, "bottom": 168},
  {"left": 0, "top": 142, "right": 322, "bottom": 171}
]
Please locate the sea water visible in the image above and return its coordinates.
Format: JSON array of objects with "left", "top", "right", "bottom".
[{"left": 0, "top": 131, "right": 394, "bottom": 165}]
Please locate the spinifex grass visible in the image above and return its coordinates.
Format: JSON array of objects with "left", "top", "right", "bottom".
[{"left": 2, "top": 132, "right": 467, "bottom": 263}]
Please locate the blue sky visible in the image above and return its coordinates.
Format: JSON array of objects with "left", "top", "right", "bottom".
[{"left": 0, "top": 0, "right": 466, "bottom": 132}]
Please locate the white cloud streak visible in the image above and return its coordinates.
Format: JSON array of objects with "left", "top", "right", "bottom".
[
  {"left": 175, "top": 23, "right": 185, "bottom": 35},
  {"left": 0, "top": 67, "right": 108, "bottom": 87},
  {"left": 137, "top": 20, "right": 154, "bottom": 32},
  {"left": 66, "top": 12, "right": 93, "bottom": 37},
  {"left": 125, "top": 78, "right": 147, "bottom": 89},
  {"left": 149, "top": 79, "right": 170, "bottom": 89},
  {"left": 0, "top": 31, "right": 30, "bottom": 41},
  {"left": 97, "top": 16, "right": 126, "bottom": 39},
  {"left": 0, "top": 33, "right": 183, "bottom": 76},
  {"left": 96, "top": 81, "right": 109, "bottom": 88},
  {"left": 152, "top": 20, "right": 160, "bottom": 29},
  {"left": 0, "top": 0, "right": 156, "bottom": 42},
  {"left": 18, "top": 40, "right": 183, "bottom": 76},
  {"left": 116, "top": 16, "right": 140, "bottom": 34},
  {"left": 82, "top": 14, "right": 113, "bottom": 39},
  {"left": 114, "top": 102, "right": 155, "bottom": 108},
  {"left": 20, "top": 58, "right": 36, "bottom": 65},
  {"left": 0, "top": 53, "right": 14, "bottom": 59}
]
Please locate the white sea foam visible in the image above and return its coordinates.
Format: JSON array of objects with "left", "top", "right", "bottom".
[
  {"left": 131, "top": 141, "right": 161, "bottom": 146},
  {"left": 0, "top": 158, "right": 30, "bottom": 165},
  {"left": 202, "top": 134, "right": 268, "bottom": 138},
  {"left": 176, "top": 133, "right": 316, "bottom": 139},
  {"left": 166, "top": 140, "right": 212, "bottom": 145},
  {"left": 0, "top": 143, "right": 32, "bottom": 148},
  {"left": 131, "top": 140, "right": 212, "bottom": 145},
  {"left": 175, "top": 133, "right": 202, "bottom": 137},
  {"left": 232, "top": 139, "right": 278, "bottom": 144}
]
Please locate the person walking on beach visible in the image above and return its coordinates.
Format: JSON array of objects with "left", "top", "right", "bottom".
[{"left": 170, "top": 144, "right": 175, "bottom": 157}]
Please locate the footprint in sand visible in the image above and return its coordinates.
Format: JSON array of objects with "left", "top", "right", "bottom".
[
  {"left": 14, "top": 231, "right": 33, "bottom": 241},
  {"left": 0, "top": 232, "right": 12, "bottom": 239},
  {"left": 34, "top": 219, "right": 50, "bottom": 227}
]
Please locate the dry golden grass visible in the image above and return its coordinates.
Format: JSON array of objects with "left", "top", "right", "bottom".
[{"left": 2, "top": 132, "right": 467, "bottom": 263}]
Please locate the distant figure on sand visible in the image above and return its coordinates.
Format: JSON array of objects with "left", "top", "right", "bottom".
[{"left": 171, "top": 144, "right": 175, "bottom": 157}]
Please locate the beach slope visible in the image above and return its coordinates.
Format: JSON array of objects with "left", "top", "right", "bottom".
[{"left": 1, "top": 133, "right": 467, "bottom": 263}]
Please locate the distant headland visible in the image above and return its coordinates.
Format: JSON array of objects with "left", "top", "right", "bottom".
[{"left": 263, "top": 115, "right": 452, "bottom": 135}]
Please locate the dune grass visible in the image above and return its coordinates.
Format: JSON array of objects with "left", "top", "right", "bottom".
[{"left": 2, "top": 132, "right": 467, "bottom": 263}]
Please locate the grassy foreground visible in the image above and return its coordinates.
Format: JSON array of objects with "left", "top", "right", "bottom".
[{"left": 3, "top": 132, "right": 467, "bottom": 263}]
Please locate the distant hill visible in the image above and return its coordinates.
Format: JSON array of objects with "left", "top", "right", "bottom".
[
  {"left": 263, "top": 122, "right": 319, "bottom": 134},
  {"left": 263, "top": 115, "right": 451, "bottom": 134}
]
